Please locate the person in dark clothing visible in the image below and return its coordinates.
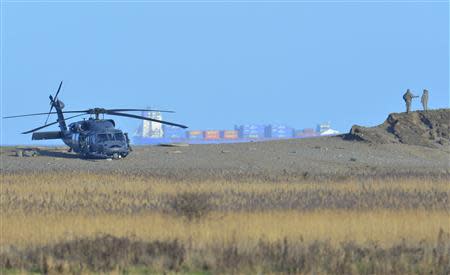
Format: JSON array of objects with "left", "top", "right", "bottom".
[{"left": 403, "top": 89, "right": 418, "bottom": 113}]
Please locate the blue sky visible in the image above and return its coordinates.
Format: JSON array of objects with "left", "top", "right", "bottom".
[{"left": 1, "top": 1, "right": 448, "bottom": 145}]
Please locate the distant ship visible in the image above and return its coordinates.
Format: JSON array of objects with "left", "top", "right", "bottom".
[{"left": 133, "top": 111, "right": 338, "bottom": 145}]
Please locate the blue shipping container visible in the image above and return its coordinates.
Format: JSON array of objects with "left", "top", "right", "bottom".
[
  {"left": 265, "top": 125, "right": 294, "bottom": 138},
  {"left": 187, "top": 131, "right": 204, "bottom": 140},
  {"left": 236, "top": 125, "right": 266, "bottom": 139}
]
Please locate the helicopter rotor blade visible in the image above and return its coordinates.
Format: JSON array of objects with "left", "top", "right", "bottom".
[
  {"left": 106, "top": 108, "right": 175, "bottom": 113},
  {"left": 3, "top": 110, "right": 89, "bottom": 119},
  {"left": 54, "top": 81, "right": 63, "bottom": 101},
  {"left": 44, "top": 81, "right": 63, "bottom": 125},
  {"left": 106, "top": 111, "right": 188, "bottom": 129},
  {"left": 4, "top": 112, "right": 61, "bottom": 119},
  {"left": 21, "top": 113, "right": 86, "bottom": 134},
  {"left": 44, "top": 104, "right": 54, "bottom": 125},
  {"left": 3, "top": 108, "right": 174, "bottom": 119}
]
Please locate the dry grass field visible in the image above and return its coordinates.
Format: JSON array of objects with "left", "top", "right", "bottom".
[{"left": 1, "top": 173, "right": 449, "bottom": 274}]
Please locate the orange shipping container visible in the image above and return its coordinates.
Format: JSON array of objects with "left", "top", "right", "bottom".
[
  {"left": 189, "top": 130, "right": 202, "bottom": 135},
  {"left": 204, "top": 130, "right": 220, "bottom": 140},
  {"left": 222, "top": 130, "right": 238, "bottom": 139},
  {"left": 187, "top": 130, "right": 203, "bottom": 140}
]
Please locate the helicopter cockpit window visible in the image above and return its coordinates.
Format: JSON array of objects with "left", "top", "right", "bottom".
[
  {"left": 97, "top": 134, "right": 109, "bottom": 142},
  {"left": 114, "top": 133, "right": 125, "bottom": 141}
]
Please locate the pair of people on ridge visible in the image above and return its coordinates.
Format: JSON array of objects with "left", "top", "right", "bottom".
[{"left": 403, "top": 89, "right": 429, "bottom": 113}]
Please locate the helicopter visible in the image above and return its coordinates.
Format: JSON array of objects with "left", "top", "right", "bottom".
[{"left": 3, "top": 81, "right": 188, "bottom": 159}]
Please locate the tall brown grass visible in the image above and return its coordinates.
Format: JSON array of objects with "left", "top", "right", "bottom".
[
  {"left": 1, "top": 210, "right": 448, "bottom": 248},
  {"left": 2, "top": 173, "right": 448, "bottom": 215},
  {"left": 2, "top": 232, "right": 449, "bottom": 274},
  {"left": 1, "top": 172, "right": 449, "bottom": 273}
]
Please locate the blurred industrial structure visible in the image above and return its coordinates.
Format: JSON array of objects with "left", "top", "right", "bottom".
[
  {"left": 139, "top": 108, "right": 164, "bottom": 138},
  {"left": 133, "top": 111, "right": 340, "bottom": 145}
]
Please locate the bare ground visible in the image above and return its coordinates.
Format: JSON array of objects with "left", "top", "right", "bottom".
[
  {"left": 1, "top": 109, "right": 449, "bottom": 181},
  {"left": 1, "top": 136, "right": 448, "bottom": 181}
]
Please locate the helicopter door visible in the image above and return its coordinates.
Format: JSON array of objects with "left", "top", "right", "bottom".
[
  {"left": 72, "top": 133, "right": 79, "bottom": 151},
  {"left": 79, "top": 135, "right": 88, "bottom": 152}
]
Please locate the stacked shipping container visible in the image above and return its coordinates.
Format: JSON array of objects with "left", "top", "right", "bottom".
[
  {"left": 265, "top": 125, "right": 294, "bottom": 139},
  {"left": 295, "top": 128, "right": 317, "bottom": 138},
  {"left": 187, "top": 130, "right": 203, "bottom": 140},
  {"left": 135, "top": 119, "right": 329, "bottom": 145},
  {"left": 221, "top": 130, "right": 238, "bottom": 140},
  {"left": 236, "top": 124, "right": 266, "bottom": 139},
  {"left": 204, "top": 130, "right": 220, "bottom": 140}
]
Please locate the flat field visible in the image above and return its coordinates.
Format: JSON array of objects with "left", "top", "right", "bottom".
[
  {"left": 1, "top": 172, "right": 449, "bottom": 274},
  {"left": 1, "top": 135, "right": 449, "bottom": 181},
  {"left": 1, "top": 126, "right": 450, "bottom": 274}
]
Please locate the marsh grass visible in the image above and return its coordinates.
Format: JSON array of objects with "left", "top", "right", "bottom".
[
  {"left": 1, "top": 172, "right": 449, "bottom": 273},
  {"left": 1, "top": 210, "right": 448, "bottom": 248},
  {"left": 168, "top": 192, "right": 213, "bottom": 221},
  {"left": 1, "top": 231, "right": 449, "bottom": 274},
  {"left": 1, "top": 173, "right": 449, "bottom": 215}
]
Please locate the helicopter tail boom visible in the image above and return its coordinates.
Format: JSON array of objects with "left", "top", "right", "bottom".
[{"left": 32, "top": 131, "right": 63, "bottom": 140}]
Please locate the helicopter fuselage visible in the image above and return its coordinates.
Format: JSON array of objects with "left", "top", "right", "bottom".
[{"left": 62, "top": 118, "right": 131, "bottom": 159}]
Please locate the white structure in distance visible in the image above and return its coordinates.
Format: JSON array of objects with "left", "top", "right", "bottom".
[
  {"left": 317, "top": 122, "right": 340, "bottom": 136},
  {"left": 320, "top": 128, "right": 340, "bottom": 136},
  {"left": 141, "top": 109, "right": 164, "bottom": 138}
]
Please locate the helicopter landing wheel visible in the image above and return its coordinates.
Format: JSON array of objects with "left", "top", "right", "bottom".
[{"left": 112, "top": 152, "right": 120, "bottom": 160}]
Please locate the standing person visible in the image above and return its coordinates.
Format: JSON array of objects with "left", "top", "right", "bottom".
[
  {"left": 403, "top": 89, "right": 418, "bottom": 113},
  {"left": 421, "top": 89, "right": 429, "bottom": 111}
]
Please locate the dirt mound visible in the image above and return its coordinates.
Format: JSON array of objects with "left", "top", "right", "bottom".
[{"left": 346, "top": 109, "right": 450, "bottom": 148}]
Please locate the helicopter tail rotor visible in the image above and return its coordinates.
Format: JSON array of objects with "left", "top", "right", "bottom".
[{"left": 44, "top": 81, "right": 63, "bottom": 125}]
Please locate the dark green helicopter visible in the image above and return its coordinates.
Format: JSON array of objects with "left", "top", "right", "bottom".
[{"left": 3, "top": 81, "right": 188, "bottom": 159}]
